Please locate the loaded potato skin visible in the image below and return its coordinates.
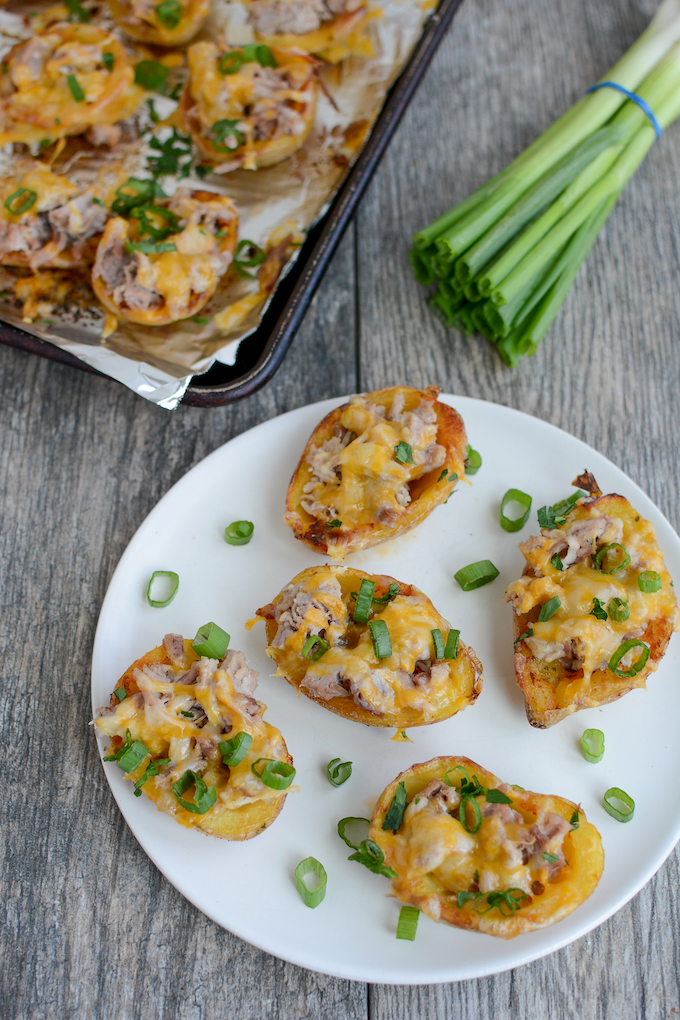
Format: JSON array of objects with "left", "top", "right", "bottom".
[
  {"left": 505, "top": 475, "right": 680, "bottom": 728},
  {"left": 96, "top": 634, "right": 293, "bottom": 840},
  {"left": 255, "top": 565, "right": 483, "bottom": 727},
  {"left": 246, "top": 0, "right": 369, "bottom": 63},
  {"left": 370, "top": 756, "right": 604, "bottom": 939},
  {"left": 285, "top": 386, "right": 467, "bottom": 561}
]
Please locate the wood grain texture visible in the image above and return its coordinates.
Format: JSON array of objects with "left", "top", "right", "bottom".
[{"left": 2, "top": 0, "right": 680, "bottom": 1016}]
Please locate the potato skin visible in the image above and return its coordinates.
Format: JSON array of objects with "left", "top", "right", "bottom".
[
  {"left": 369, "top": 756, "right": 604, "bottom": 939},
  {"left": 256, "top": 565, "right": 483, "bottom": 728},
  {"left": 285, "top": 386, "right": 468, "bottom": 560},
  {"left": 513, "top": 493, "right": 677, "bottom": 729},
  {"left": 105, "top": 642, "right": 291, "bottom": 840}
]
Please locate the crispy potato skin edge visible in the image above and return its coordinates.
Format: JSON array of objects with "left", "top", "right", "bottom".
[
  {"left": 369, "top": 756, "right": 604, "bottom": 939},
  {"left": 284, "top": 386, "right": 467, "bottom": 559}
]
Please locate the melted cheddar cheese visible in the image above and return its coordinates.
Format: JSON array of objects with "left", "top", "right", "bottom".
[{"left": 110, "top": 0, "right": 211, "bottom": 46}]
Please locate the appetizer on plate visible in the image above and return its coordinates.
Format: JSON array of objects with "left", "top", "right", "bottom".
[
  {"left": 254, "top": 565, "right": 483, "bottom": 727},
  {"left": 505, "top": 472, "right": 680, "bottom": 728},
  {"left": 369, "top": 756, "right": 604, "bottom": 939},
  {"left": 92, "top": 188, "right": 239, "bottom": 325},
  {"left": 95, "top": 632, "right": 294, "bottom": 839},
  {"left": 0, "top": 167, "right": 108, "bottom": 271},
  {"left": 181, "top": 42, "right": 317, "bottom": 171},
  {"left": 0, "top": 23, "right": 144, "bottom": 148},
  {"left": 246, "top": 0, "right": 369, "bottom": 63},
  {"left": 285, "top": 385, "right": 467, "bottom": 561},
  {"left": 110, "top": 0, "right": 211, "bottom": 46}
]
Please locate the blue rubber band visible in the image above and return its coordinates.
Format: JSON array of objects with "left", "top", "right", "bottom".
[{"left": 587, "top": 81, "right": 662, "bottom": 138}]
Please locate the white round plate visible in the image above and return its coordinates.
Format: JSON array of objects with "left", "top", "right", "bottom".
[{"left": 92, "top": 395, "right": 680, "bottom": 984}]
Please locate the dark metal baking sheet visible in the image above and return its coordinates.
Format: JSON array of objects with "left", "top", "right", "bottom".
[{"left": 0, "top": 0, "right": 464, "bottom": 407}]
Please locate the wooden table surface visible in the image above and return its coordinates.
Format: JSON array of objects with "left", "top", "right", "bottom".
[{"left": 3, "top": 0, "right": 680, "bottom": 1016}]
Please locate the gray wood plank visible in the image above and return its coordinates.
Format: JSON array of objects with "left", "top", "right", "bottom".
[
  {"left": 0, "top": 226, "right": 366, "bottom": 1020},
  {"left": 356, "top": 0, "right": 680, "bottom": 1016}
]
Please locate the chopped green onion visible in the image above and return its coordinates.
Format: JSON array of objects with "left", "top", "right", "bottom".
[
  {"left": 180, "top": 711, "right": 193, "bottom": 718},
  {"left": 589, "top": 597, "right": 608, "bottom": 621},
  {"left": 327, "top": 758, "right": 352, "bottom": 786},
  {"left": 66, "top": 0, "right": 90, "bottom": 21},
  {"left": 295, "top": 857, "right": 327, "bottom": 908},
  {"left": 353, "top": 578, "right": 375, "bottom": 624},
  {"left": 570, "top": 809, "right": 579, "bottom": 829},
  {"left": 515, "top": 626, "right": 533, "bottom": 644},
  {"left": 551, "top": 490, "right": 586, "bottom": 516},
  {"left": 394, "top": 441, "right": 413, "bottom": 465},
  {"left": 66, "top": 74, "right": 85, "bottom": 102},
  {"left": 638, "top": 570, "right": 662, "bottom": 593},
  {"left": 537, "top": 596, "right": 561, "bottom": 622},
  {"left": 328, "top": 519, "right": 342, "bottom": 529},
  {"left": 256, "top": 45, "right": 277, "bottom": 68},
  {"left": 372, "top": 583, "right": 400, "bottom": 604},
  {"left": 192, "top": 315, "right": 209, "bottom": 325},
  {"left": 457, "top": 890, "right": 476, "bottom": 907},
  {"left": 595, "top": 543, "right": 631, "bottom": 574},
  {"left": 132, "top": 203, "right": 178, "bottom": 240},
  {"left": 542, "top": 851, "right": 559, "bottom": 863},
  {"left": 485, "top": 788, "right": 513, "bottom": 804},
  {"left": 301, "top": 634, "right": 328, "bottom": 661},
  {"left": 443, "top": 628, "right": 460, "bottom": 659},
  {"left": 396, "top": 905, "right": 419, "bottom": 940},
  {"left": 192, "top": 622, "right": 230, "bottom": 659},
  {"left": 92, "top": 197, "right": 105, "bottom": 207},
  {"left": 219, "top": 51, "right": 242, "bottom": 75},
  {"left": 551, "top": 553, "right": 564, "bottom": 571},
  {"left": 155, "top": 0, "right": 183, "bottom": 28},
  {"left": 465, "top": 446, "right": 482, "bottom": 474},
  {"left": 431, "top": 628, "right": 445, "bottom": 660},
  {"left": 482, "top": 889, "right": 527, "bottom": 917},
  {"left": 454, "top": 560, "right": 499, "bottom": 591},
  {"left": 134, "top": 757, "right": 170, "bottom": 796},
  {"left": 224, "top": 520, "right": 254, "bottom": 545},
  {"left": 135, "top": 60, "right": 168, "bottom": 91},
  {"left": 437, "top": 468, "right": 448, "bottom": 481},
  {"left": 537, "top": 505, "right": 566, "bottom": 529},
  {"left": 608, "top": 597, "right": 630, "bottom": 622},
  {"left": 233, "top": 238, "right": 265, "bottom": 277},
  {"left": 124, "top": 241, "right": 177, "bottom": 255},
  {"left": 118, "top": 739, "right": 150, "bottom": 774},
  {"left": 113, "top": 687, "right": 127, "bottom": 702},
  {"left": 219, "top": 731, "right": 252, "bottom": 766},
  {"left": 102, "top": 51, "right": 115, "bottom": 72},
  {"left": 337, "top": 816, "right": 370, "bottom": 849},
  {"left": 111, "top": 178, "right": 158, "bottom": 216},
  {"left": 146, "top": 570, "right": 179, "bottom": 607},
  {"left": 4, "top": 188, "right": 39, "bottom": 215},
  {"left": 241, "top": 43, "right": 259, "bottom": 62},
  {"left": 212, "top": 118, "right": 245, "bottom": 152},
  {"left": 459, "top": 795, "right": 482, "bottom": 833},
  {"left": 172, "top": 770, "right": 217, "bottom": 814},
  {"left": 104, "top": 729, "right": 135, "bottom": 763},
  {"left": 251, "top": 758, "right": 296, "bottom": 790},
  {"left": 603, "top": 787, "right": 635, "bottom": 822},
  {"left": 347, "top": 839, "right": 397, "bottom": 878},
  {"left": 608, "top": 639, "right": 650, "bottom": 677},
  {"left": 382, "top": 781, "right": 407, "bottom": 833},
  {"left": 499, "top": 488, "right": 532, "bottom": 531},
  {"left": 581, "top": 728, "right": 605, "bottom": 763},
  {"left": 368, "top": 619, "right": 392, "bottom": 659}
]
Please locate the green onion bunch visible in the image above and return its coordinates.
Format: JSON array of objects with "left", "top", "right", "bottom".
[{"left": 410, "top": 0, "right": 680, "bottom": 366}]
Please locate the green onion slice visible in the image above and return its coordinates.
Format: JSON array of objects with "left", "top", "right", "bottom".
[
  {"left": 111, "top": 177, "right": 157, "bottom": 216},
  {"left": 224, "top": 520, "right": 254, "bottom": 545},
  {"left": 219, "top": 51, "right": 242, "bottom": 75},
  {"left": 638, "top": 570, "right": 662, "bottom": 593},
  {"left": 192, "top": 621, "right": 230, "bottom": 659},
  {"left": 443, "top": 628, "right": 460, "bottom": 659},
  {"left": 155, "top": 0, "right": 182, "bottom": 28},
  {"left": 499, "top": 488, "right": 532, "bottom": 532},
  {"left": 482, "top": 889, "right": 527, "bottom": 917},
  {"left": 607, "top": 597, "right": 630, "bottom": 622},
  {"left": 603, "top": 787, "right": 635, "bottom": 822},
  {"left": 241, "top": 43, "right": 259, "bottom": 62},
  {"left": 219, "top": 731, "right": 252, "bottom": 766},
  {"left": 382, "top": 781, "right": 407, "bottom": 833},
  {"left": 301, "top": 634, "right": 328, "bottom": 661},
  {"left": 459, "top": 795, "right": 482, "bottom": 833},
  {"left": 537, "top": 596, "right": 561, "bottom": 622},
  {"left": 66, "top": 74, "right": 85, "bottom": 102},
  {"left": 337, "top": 816, "right": 370, "bottom": 849},
  {"left": 327, "top": 519, "right": 342, "bottom": 529},
  {"left": 172, "top": 770, "right": 217, "bottom": 814},
  {"left": 146, "top": 570, "right": 179, "bottom": 607},
  {"left": 394, "top": 441, "right": 413, "bottom": 465},
  {"left": 515, "top": 626, "right": 533, "bottom": 644},
  {"left": 251, "top": 758, "right": 296, "bottom": 790},
  {"left": 485, "top": 788, "right": 513, "bottom": 805},
  {"left": 431, "top": 628, "right": 445, "bottom": 660},
  {"left": 102, "top": 51, "right": 115, "bottom": 71},
  {"left": 233, "top": 238, "right": 265, "bottom": 277},
  {"left": 368, "top": 619, "right": 392, "bottom": 659},
  {"left": 66, "top": 0, "right": 90, "bottom": 21},
  {"left": 551, "top": 553, "right": 564, "bottom": 571},
  {"left": 457, "top": 891, "right": 476, "bottom": 908},
  {"left": 396, "top": 905, "right": 419, "bottom": 940},
  {"left": 608, "top": 639, "right": 650, "bottom": 677},
  {"left": 118, "top": 739, "right": 150, "bottom": 774},
  {"left": 124, "top": 241, "right": 177, "bottom": 255},
  {"left": 135, "top": 60, "right": 168, "bottom": 91},
  {"left": 347, "top": 839, "right": 397, "bottom": 879},
  {"left": 255, "top": 44, "right": 277, "bottom": 67},
  {"left": 581, "top": 728, "right": 605, "bottom": 763},
  {"left": 465, "top": 446, "right": 482, "bottom": 474},
  {"left": 295, "top": 857, "right": 327, "bottom": 908},
  {"left": 327, "top": 758, "right": 352, "bottom": 786},
  {"left": 134, "top": 757, "right": 170, "bottom": 796},
  {"left": 595, "top": 543, "right": 631, "bottom": 574},
  {"left": 589, "top": 597, "right": 608, "bottom": 621},
  {"left": 372, "top": 583, "right": 399, "bottom": 604},
  {"left": 454, "top": 560, "right": 499, "bottom": 591},
  {"left": 113, "top": 687, "right": 126, "bottom": 702},
  {"left": 353, "top": 578, "right": 375, "bottom": 624},
  {"left": 542, "top": 851, "right": 558, "bottom": 863},
  {"left": 212, "top": 118, "right": 245, "bottom": 151},
  {"left": 4, "top": 188, "right": 37, "bottom": 216},
  {"left": 570, "top": 809, "right": 580, "bottom": 829},
  {"left": 132, "top": 203, "right": 178, "bottom": 240}
]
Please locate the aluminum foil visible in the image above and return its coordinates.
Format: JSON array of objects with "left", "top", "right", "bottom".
[{"left": 0, "top": 0, "right": 431, "bottom": 407}]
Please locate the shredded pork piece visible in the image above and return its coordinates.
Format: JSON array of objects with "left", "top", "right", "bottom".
[
  {"left": 248, "top": 0, "right": 362, "bottom": 36},
  {"left": 163, "top": 633, "right": 186, "bottom": 667}
]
